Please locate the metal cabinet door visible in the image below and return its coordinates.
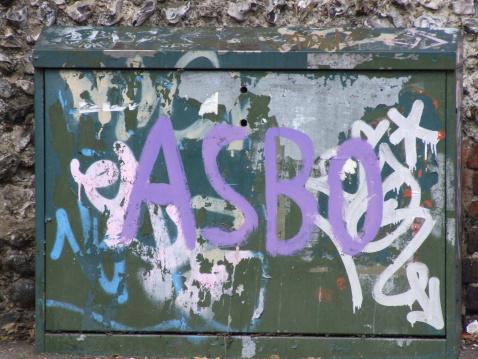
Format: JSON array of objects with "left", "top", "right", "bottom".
[{"left": 44, "top": 68, "right": 447, "bottom": 337}]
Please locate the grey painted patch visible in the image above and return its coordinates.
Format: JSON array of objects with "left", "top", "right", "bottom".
[
  {"left": 394, "top": 53, "right": 420, "bottom": 61},
  {"left": 177, "top": 72, "right": 409, "bottom": 159},
  {"left": 104, "top": 50, "right": 157, "bottom": 58},
  {"left": 430, "top": 153, "right": 445, "bottom": 240},
  {"left": 447, "top": 218, "right": 456, "bottom": 246},
  {"left": 446, "top": 157, "right": 456, "bottom": 205},
  {"left": 178, "top": 71, "right": 239, "bottom": 113},
  {"left": 307, "top": 53, "right": 373, "bottom": 69},
  {"left": 252, "top": 73, "right": 409, "bottom": 158}
]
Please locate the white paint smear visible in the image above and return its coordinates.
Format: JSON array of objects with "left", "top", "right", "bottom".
[{"left": 252, "top": 287, "right": 265, "bottom": 319}]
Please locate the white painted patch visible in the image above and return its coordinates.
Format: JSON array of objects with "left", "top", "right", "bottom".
[
  {"left": 309, "top": 266, "right": 329, "bottom": 273},
  {"left": 199, "top": 92, "right": 219, "bottom": 116},
  {"left": 138, "top": 266, "right": 174, "bottom": 306},
  {"left": 192, "top": 195, "right": 245, "bottom": 229},
  {"left": 103, "top": 103, "right": 138, "bottom": 112},
  {"left": 79, "top": 101, "right": 100, "bottom": 113},
  {"left": 228, "top": 71, "right": 240, "bottom": 78},
  {"left": 136, "top": 204, "right": 191, "bottom": 307},
  {"left": 175, "top": 247, "right": 265, "bottom": 323},
  {"left": 252, "top": 287, "right": 265, "bottom": 319},
  {"left": 60, "top": 69, "right": 155, "bottom": 141},
  {"left": 340, "top": 158, "right": 357, "bottom": 180},
  {"left": 241, "top": 336, "right": 256, "bottom": 358},
  {"left": 76, "top": 334, "right": 86, "bottom": 341},
  {"left": 396, "top": 338, "right": 412, "bottom": 347}
]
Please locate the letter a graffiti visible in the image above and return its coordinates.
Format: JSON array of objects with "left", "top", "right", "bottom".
[{"left": 122, "top": 116, "right": 197, "bottom": 250}]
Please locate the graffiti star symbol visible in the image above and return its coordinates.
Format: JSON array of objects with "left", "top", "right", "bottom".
[{"left": 387, "top": 100, "right": 440, "bottom": 171}]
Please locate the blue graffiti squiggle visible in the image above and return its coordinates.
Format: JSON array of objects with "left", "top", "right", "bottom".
[
  {"left": 51, "top": 201, "right": 269, "bottom": 331},
  {"left": 51, "top": 201, "right": 128, "bottom": 304},
  {"left": 46, "top": 299, "right": 238, "bottom": 332},
  {"left": 46, "top": 300, "right": 183, "bottom": 331}
]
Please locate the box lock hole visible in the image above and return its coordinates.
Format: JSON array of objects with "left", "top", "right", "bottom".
[
  {"left": 240, "top": 86, "right": 248, "bottom": 94},
  {"left": 240, "top": 119, "right": 248, "bottom": 127}
]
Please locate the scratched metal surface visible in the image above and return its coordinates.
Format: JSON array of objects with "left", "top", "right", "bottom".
[
  {"left": 32, "top": 27, "right": 460, "bottom": 70},
  {"left": 42, "top": 66, "right": 447, "bottom": 338}
]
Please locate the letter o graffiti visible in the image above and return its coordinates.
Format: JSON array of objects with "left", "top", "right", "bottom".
[{"left": 328, "top": 138, "right": 383, "bottom": 256}]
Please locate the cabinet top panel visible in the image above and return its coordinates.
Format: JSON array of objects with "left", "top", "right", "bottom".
[{"left": 33, "top": 27, "right": 461, "bottom": 70}]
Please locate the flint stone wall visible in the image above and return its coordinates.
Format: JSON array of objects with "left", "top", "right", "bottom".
[{"left": 0, "top": 0, "right": 477, "bottom": 339}]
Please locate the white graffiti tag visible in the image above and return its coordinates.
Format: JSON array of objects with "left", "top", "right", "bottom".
[{"left": 388, "top": 99, "right": 440, "bottom": 171}]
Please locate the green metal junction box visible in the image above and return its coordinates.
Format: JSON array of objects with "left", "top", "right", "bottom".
[{"left": 34, "top": 27, "right": 462, "bottom": 358}]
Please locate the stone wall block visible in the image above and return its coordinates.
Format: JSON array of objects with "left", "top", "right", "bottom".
[
  {"left": 0, "top": 0, "right": 14, "bottom": 6},
  {"left": 463, "top": 258, "right": 478, "bottom": 283},
  {"left": 132, "top": 0, "right": 156, "bottom": 26},
  {"left": 7, "top": 279, "right": 34, "bottom": 308},
  {"left": 38, "top": 1, "right": 57, "bottom": 26},
  {"left": 0, "top": 311, "right": 20, "bottom": 326},
  {"left": 0, "top": 53, "right": 15, "bottom": 74},
  {"left": 472, "top": 173, "right": 478, "bottom": 196},
  {"left": 228, "top": 0, "right": 257, "bottom": 21},
  {"left": 0, "top": 78, "right": 12, "bottom": 99},
  {"left": 467, "top": 227, "right": 478, "bottom": 254},
  {"left": 418, "top": 0, "right": 445, "bottom": 10},
  {"left": 164, "top": 1, "right": 190, "bottom": 24},
  {"left": 6, "top": 6, "right": 29, "bottom": 26},
  {"left": 5, "top": 248, "right": 34, "bottom": 275},
  {"left": 99, "top": 0, "right": 124, "bottom": 26},
  {"left": 452, "top": 0, "right": 475, "bottom": 15},
  {"left": 467, "top": 201, "right": 478, "bottom": 216},
  {"left": 467, "top": 143, "right": 478, "bottom": 169},
  {"left": 463, "top": 18, "right": 478, "bottom": 35},
  {"left": 467, "top": 286, "right": 478, "bottom": 311},
  {"left": 199, "top": 2, "right": 222, "bottom": 18},
  {"left": 4, "top": 231, "right": 33, "bottom": 249},
  {"left": 65, "top": 0, "right": 95, "bottom": 23}
]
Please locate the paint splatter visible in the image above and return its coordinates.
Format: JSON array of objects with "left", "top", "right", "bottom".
[
  {"left": 314, "top": 288, "right": 333, "bottom": 303},
  {"left": 336, "top": 277, "right": 347, "bottom": 290}
]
